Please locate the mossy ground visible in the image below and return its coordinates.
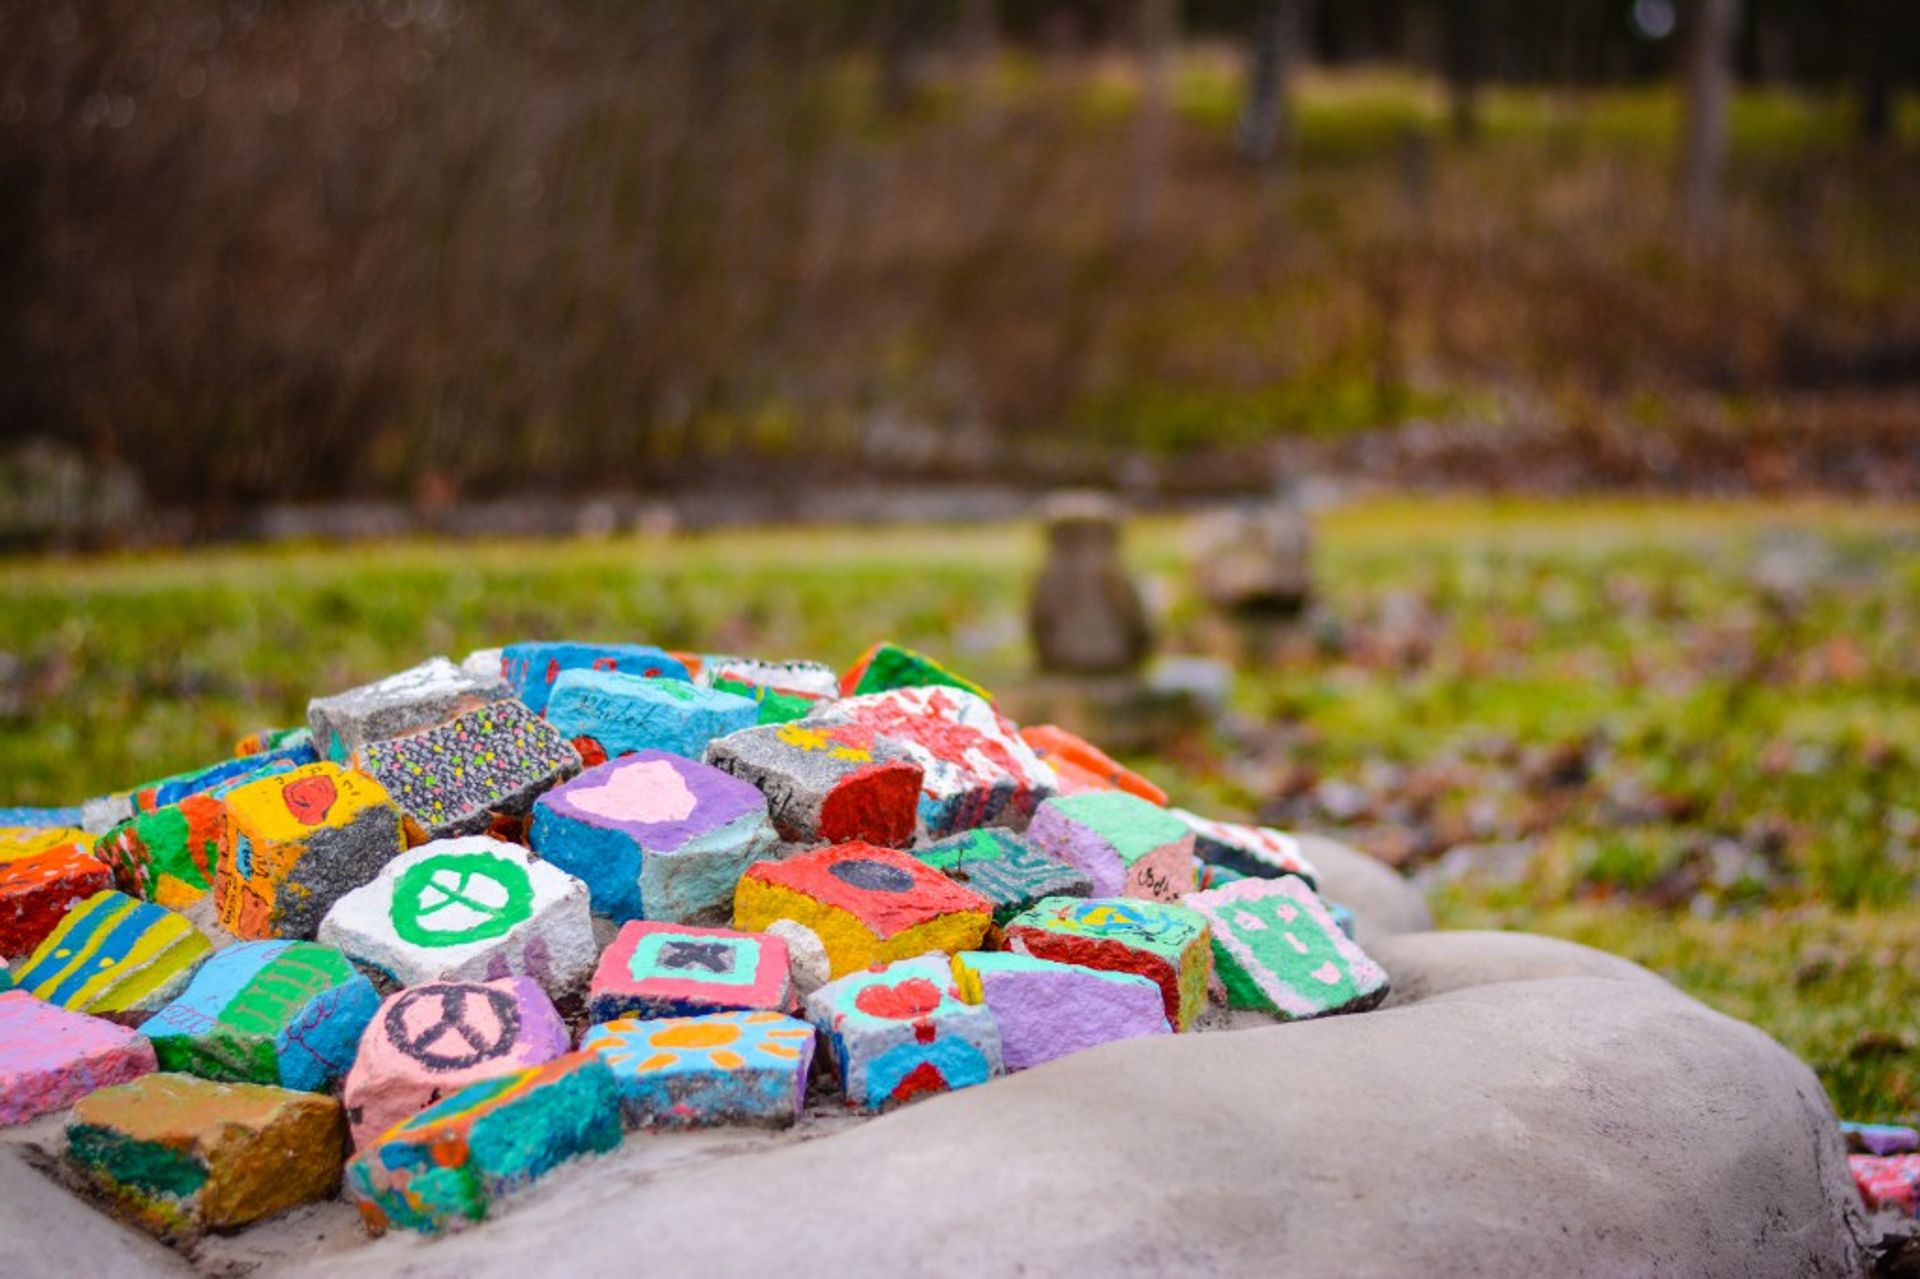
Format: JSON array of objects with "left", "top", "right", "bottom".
[{"left": 10, "top": 496, "right": 1919, "bottom": 1117}]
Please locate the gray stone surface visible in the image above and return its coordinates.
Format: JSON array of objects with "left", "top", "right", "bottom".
[
  {"left": 0, "top": 861, "right": 1874, "bottom": 1277},
  {"left": 263, "top": 929, "right": 1867, "bottom": 1278},
  {"left": 1300, "top": 831, "right": 1435, "bottom": 945},
  {"left": 0, "top": 1141, "right": 192, "bottom": 1277},
  {"left": 307, "top": 656, "right": 508, "bottom": 763},
  {"left": 1372, "top": 926, "right": 1663, "bottom": 1006}
]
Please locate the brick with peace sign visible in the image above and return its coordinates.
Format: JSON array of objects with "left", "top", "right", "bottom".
[{"left": 342, "top": 975, "right": 571, "bottom": 1151}]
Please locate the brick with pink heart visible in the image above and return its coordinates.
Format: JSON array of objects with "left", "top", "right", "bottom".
[{"left": 531, "top": 751, "right": 780, "bottom": 927}]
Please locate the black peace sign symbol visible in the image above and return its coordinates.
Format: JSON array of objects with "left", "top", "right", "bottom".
[{"left": 385, "top": 983, "right": 521, "bottom": 1071}]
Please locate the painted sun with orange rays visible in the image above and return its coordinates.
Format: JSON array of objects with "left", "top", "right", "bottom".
[{"left": 589, "top": 1010, "right": 815, "bottom": 1074}]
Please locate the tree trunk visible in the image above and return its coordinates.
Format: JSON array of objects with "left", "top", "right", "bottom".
[
  {"left": 877, "top": 0, "right": 929, "bottom": 116},
  {"left": 1239, "top": 0, "right": 1311, "bottom": 168},
  {"left": 1443, "top": 0, "right": 1485, "bottom": 143},
  {"left": 1680, "top": 0, "right": 1739, "bottom": 247},
  {"left": 1129, "top": 0, "right": 1176, "bottom": 237},
  {"left": 959, "top": 0, "right": 1000, "bottom": 135},
  {"left": 1855, "top": 0, "right": 1893, "bottom": 143}
]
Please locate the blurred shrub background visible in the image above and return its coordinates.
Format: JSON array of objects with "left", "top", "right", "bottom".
[{"left": 0, "top": 0, "right": 1914, "bottom": 538}]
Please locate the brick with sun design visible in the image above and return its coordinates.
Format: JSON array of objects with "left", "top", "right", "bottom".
[
  {"left": 581, "top": 1010, "right": 816, "bottom": 1129},
  {"left": 803, "top": 955, "right": 1002, "bottom": 1112},
  {"left": 1181, "top": 875, "right": 1389, "bottom": 1020},
  {"left": 213, "top": 763, "right": 406, "bottom": 941},
  {"left": 732, "top": 842, "right": 993, "bottom": 981},
  {"left": 587, "top": 921, "right": 793, "bottom": 1023}
]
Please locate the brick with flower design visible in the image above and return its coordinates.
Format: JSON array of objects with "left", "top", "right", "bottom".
[{"left": 582, "top": 1010, "right": 816, "bottom": 1129}]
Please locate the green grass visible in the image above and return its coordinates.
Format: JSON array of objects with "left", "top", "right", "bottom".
[
  {"left": 1436, "top": 899, "right": 1920, "bottom": 1120},
  {"left": 1156, "top": 59, "right": 1890, "bottom": 156},
  {"left": 10, "top": 496, "right": 1920, "bottom": 1118}
]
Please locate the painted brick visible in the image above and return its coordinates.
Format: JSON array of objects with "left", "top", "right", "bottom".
[
  {"left": 345, "top": 1052, "right": 622, "bottom": 1235},
  {"left": 1025, "top": 791, "right": 1196, "bottom": 902},
  {"left": 582, "top": 1010, "right": 815, "bottom": 1129},
  {"left": 588, "top": 921, "right": 792, "bottom": 1023},
  {"left": 307, "top": 656, "right": 508, "bottom": 763},
  {"left": 142, "top": 940, "right": 379, "bottom": 1091},
  {"left": 1018, "top": 723, "right": 1169, "bottom": 805},
  {"left": 805, "top": 686, "right": 1056, "bottom": 839},
  {"left": 532, "top": 750, "right": 777, "bottom": 925},
  {"left": 734, "top": 842, "right": 993, "bottom": 980},
  {"left": 318, "top": 837, "right": 596, "bottom": 998},
  {"left": 838, "top": 640, "right": 992, "bottom": 701},
  {"left": 0, "top": 991, "right": 157, "bottom": 1126},
  {"left": 1181, "top": 876, "right": 1390, "bottom": 1020},
  {"left": 67, "top": 1074, "right": 345, "bottom": 1238},
  {"left": 1168, "top": 808, "right": 1319, "bottom": 888},
  {"left": 805, "top": 955, "right": 1001, "bottom": 1111},
  {"left": 0, "top": 828, "right": 114, "bottom": 959},
  {"left": 950, "top": 951, "right": 1168, "bottom": 1070},
  {"left": 1004, "top": 896, "right": 1212, "bottom": 1032},
  {"left": 354, "top": 701, "right": 581, "bottom": 842},
  {"left": 342, "top": 977, "right": 571, "bottom": 1150},
  {"left": 499, "top": 642, "right": 691, "bottom": 715},
  {"left": 704, "top": 720, "right": 922, "bottom": 848},
  {"left": 546, "top": 669, "right": 757, "bottom": 760},
  {"left": 911, "top": 828, "right": 1093, "bottom": 925},
  {"left": 13, "top": 891, "right": 211, "bottom": 1015},
  {"left": 214, "top": 763, "right": 406, "bottom": 940}
]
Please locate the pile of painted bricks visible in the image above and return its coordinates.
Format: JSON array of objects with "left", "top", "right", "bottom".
[{"left": 0, "top": 640, "right": 1390, "bottom": 1240}]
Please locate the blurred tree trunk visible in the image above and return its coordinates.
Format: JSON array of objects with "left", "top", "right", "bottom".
[
  {"left": 1129, "top": 0, "right": 1176, "bottom": 237},
  {"left": 960, "top": 0, "right": 999, "bottom": 128},
  {"left": 877, "top": 0, "right": 930, "bottom": 115},
  {"left": 1442, "top": 0, "right": 1485, "bottom": 142},
  {"left": 960, "top": 0, "right": 997, "bottom": 77},
  {"left": 1679, "top": 0, "right": 1739, "bottom": 247},
  {"left": 1854, "top": 0, "right": 1893, "bottom": 143},
  {"left": 1239, "top": 0, "right": 1313, "bottom": 169}
]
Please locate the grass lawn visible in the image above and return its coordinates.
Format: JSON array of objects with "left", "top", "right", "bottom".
[{"left": 9, "top": 496, "right": 1919, "bottom": 1117}]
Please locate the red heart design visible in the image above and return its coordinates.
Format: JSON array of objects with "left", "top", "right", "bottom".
[
  {"left": 854, "top": 977, "right": 943, "bottom": 1021},
  {"left": 282, "top": 774, "right": 339, "bottom": 826},
  {"left": 888, "top": 1060, "right": 949, "bottom": 1103}
]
